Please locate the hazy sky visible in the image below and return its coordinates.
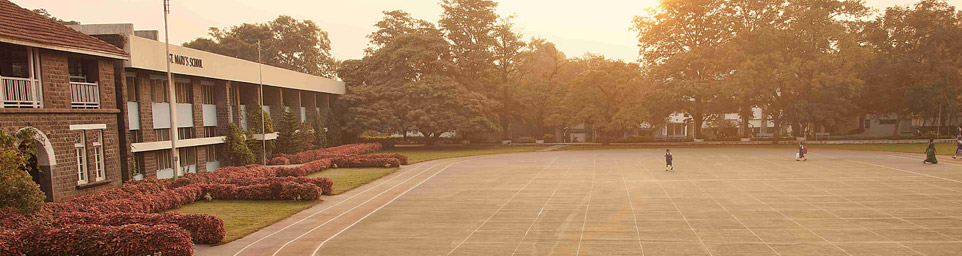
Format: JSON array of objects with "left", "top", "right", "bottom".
[{"left": 14, "top": 0, "right": 962, "bottom": 62}]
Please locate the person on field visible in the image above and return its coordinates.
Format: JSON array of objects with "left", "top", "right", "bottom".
[
  {"left": 923, "top": 139, "right": 938, "bottom": 164},
  {"left": 953, "top": 137, "right": 962, "bottom": 160},
  {"left": 796, "top": 142, "right": 808, "bottom": 161},
  {"left": 665, "top": 149, "right": 673, "bottom": 171}
]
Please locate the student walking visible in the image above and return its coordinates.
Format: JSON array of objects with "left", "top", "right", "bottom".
[
  {"left": 923, "top": 139, "right": 939, "bottom": 164},
  {"left": 796, "top": 142, "right": 807, "bottom": 161},
  {"left": 665, "top": 149, "right": 673, "bottom": 171},
  {"left": 953, "top": 137, "right": 962, "bottom": 160}
]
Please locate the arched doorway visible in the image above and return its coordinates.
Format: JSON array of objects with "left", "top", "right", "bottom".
[{"left": 16, "top": 127, "right": 55, "bottom": 202}]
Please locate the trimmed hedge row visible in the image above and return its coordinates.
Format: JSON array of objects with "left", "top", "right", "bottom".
[
  {"left": 220, "top": 176, "right": 334, "bottom": 195},
  {"left": 332, "top": 156, "right": 401, "bottom": 168},
  {"left": 277, "top": 143, "right": 382, "bottom": 164},
  {"left": 53, "top": 212, "right": 225, "bottom": 244},
  {"left": 275, "top": 159, "right": 331, "bottom": 177},
  {"left": 196, "top": 182, "right": 322, "bottom": 201},
  {"left": 8, "top": 224, "right": 193, "bottom": 256}
]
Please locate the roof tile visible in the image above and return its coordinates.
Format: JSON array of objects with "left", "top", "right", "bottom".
[{"left": 0, "top": 0, "right": 128, "bottom": 58}]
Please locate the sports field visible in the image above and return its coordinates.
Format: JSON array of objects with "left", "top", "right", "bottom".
[{"left": 198, "top": 148, "right": 962, "bottom": 256}]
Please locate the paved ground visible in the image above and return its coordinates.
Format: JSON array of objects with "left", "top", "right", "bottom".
[{"left": 198, "top": 148, "right": 962, "bottom": 256}]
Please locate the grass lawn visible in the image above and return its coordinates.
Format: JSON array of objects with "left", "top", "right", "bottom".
[
  {"left": 307, "top": 167, "right": 398, "bottom": 195},
  {"left": 381, "top": 144, "right": 551, "bottom": 163},
  {"left": 171, "top": 167, "right": 398, "bottom": 244},
  {"left": 172, "top": 200, "right": 317, "bottom": 244}
]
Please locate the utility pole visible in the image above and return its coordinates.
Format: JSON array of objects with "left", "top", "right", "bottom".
[
  {"left": 163, "top": 0, "right": 181, "bottom": 176},
  {"left": 258, "top": 40, "right": 267, "bottom": 165}
]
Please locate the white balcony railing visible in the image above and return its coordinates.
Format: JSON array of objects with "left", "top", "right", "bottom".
[
  {"left": 70, "top": 81, "right": 100, "bottom": 109},
  {"left": 1, "top": 76, "right": 42, "bottom": 108}
]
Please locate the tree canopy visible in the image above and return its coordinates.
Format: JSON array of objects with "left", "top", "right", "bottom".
[{"left": 184, "top": 15, "right": 337, "bottom": 78}]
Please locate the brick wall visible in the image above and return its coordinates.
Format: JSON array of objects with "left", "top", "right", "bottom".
[{"left": 0, "top": 110, "right": 123, "bottom": 202}]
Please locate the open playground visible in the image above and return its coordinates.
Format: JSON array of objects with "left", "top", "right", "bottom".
[{"left": 199, "top": 146, "right": 962, "bottom": 256}]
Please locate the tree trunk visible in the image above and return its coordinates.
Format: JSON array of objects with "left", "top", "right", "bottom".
[
  {"left": 740, "top": 106, "right": 751, "bottom": 138},
  {"left": 693, "top": 99, "right": 703, "bottom": 140},
  {"left": 892, "top": 113, "right": 901, "bottom": 139},
  {"left": 772, "top": 113, "right": 782, "bottom": 145},
  {"left": 425, "top": 132, "right": 438, "bottom": 146}
]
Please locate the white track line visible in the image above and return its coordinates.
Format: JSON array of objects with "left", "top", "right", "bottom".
[
  {"left": 574, "top": 157, "right": 597, "bottom": 256},
  {"left": 314, "top": 156, "right": 490, "bottom": 256},
  {"left": 269, "top": 160, "right": 450, "bottom": 256},
  {"left": 510, "top": 162, "right": 572, "bottom": 256},
  {"left": 637, "top": 159, "right": 714, "bottom": 256},
  {"left": 811, "top": 152, "right": 962, "bottom": 184},
  {"left": 614, "top": 159, "right": 644, "bottom": 256},
  {"left": 446, "top": 157, "right": 560, "bottom": 255},
  {"left": 232, "top": 161, "right": 437, "bottom": 256}
]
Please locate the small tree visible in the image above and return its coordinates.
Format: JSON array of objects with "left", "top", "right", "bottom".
[
  {"left": 246, "top": 107, "right": 275, "bottom": 163},
  {"left": 312, "top": 114, "right": 329, "bottom": 148},
  {"left": 224, "top": 123, "right": 255, "bottom": 166},
  {"left": 296, "top": 123, "right": 316, "bottom": 152},
  {"left": 0, "top": 130, "right": 45, "bottom": 213},
  {"left": 276, "top": 110, "right": 299, "bottom": 155},
  {"left": 323, "top": 109, "right": 342, "bottom": 146}
]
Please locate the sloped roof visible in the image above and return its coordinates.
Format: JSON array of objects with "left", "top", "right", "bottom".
[{"left": 0, "top": 0, "right": 127, "bottom": 59}]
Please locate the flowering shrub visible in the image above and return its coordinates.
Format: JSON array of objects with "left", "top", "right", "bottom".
[
  {"left": 198, "top": 182, "right": 322, "bottom": 201},
  {"left": 276, "top": 143, "right": 383, "bottom": 164},
  {"left": 274, "top": 159, "right": 331, "bottom": 177},
  {"left": 269, "top": 156, "right": 291, "bottom": 165},
  {"left": 16, "top": 224, "right": 193, "bottom": 256},
  {"left": 332, "top": 156, "right": 401, "bottom": 168},
  {"left": 53, "top": 212, "right": 225, "bottom": 244},
  {"left": 222, "top": 176, "right": 334, "bottom": 195}
]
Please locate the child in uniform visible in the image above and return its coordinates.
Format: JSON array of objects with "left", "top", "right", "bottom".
[
  {"left": 665, "top": 149, "right": 673, "bottom": 171},
  {"left": 796, "top": 142, "right": 807, "bottom": 161},
  {"left": 953, "top": 137, "right": 962, "bottom": 160}
]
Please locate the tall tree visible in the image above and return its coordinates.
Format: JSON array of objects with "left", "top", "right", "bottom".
[
  {"left": 632, "top": 0, "right": 734, "bottom": 140},
  {"left": 551, "top": 55, "right": 649, "bottom": 145},
  {"left": 183, "top": 15, "right": 337, "bottom": 78},
  {"left": 517, "top": 38, "right": 567, "bottom": 137},
  {"left": 337, "top": 10, "right": 495, "bottom": 143},
  {"left": 862, "top": 0, "right": 962, "bottom": 138},
  {"left": 490, "top": 17, "right": 526, "bottom": 140},
  {"left": 439, "top": 0, "right": 499, "bottom": 91}
]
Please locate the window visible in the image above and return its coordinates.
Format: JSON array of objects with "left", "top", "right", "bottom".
[
  {"left": 206, "top": 145, "right": 217, "bottom": 162},
  {"left": 177, "top": 127, "right": 194, "bottom": 140},
  {"left": 202, "top": 84, "right": 215, "bottom": 104},
  {"left": 156, "top": 151, "right": 172, "bottom": 171},
  {"left": 179, "top": 147, "right": 197, "bottom": 168},
  {"left": 154, "top": 128, "right": 171, "bottom": 141},
  {"left": 175, "top": 80, "right": 192, "bottom": 104},
  {"left": 92, "top": 130, "right": 105, "bottom": 181},
  {"left": 879, "top": 119, "right": 897, "bottom": 125},
  {"left": 151, "top": 79, "right": 168, "bottom": 103},
  {"left": 74, "top": 132, "right": 88, "bottom": 184},
  {"left": 132, "top": 152, "right": 145, "bottom": 179},
  {"left": 129, "top": 130, "right": 143, "bottom": 143},
  {"left": 126, "top": 75, "right": 139, "bottom": 102},
  {"left": 67, "top": 58, "right": 97, "bottom": 83},
  {"left": 204, "top": 126, "right": 218, "bottom": 137},
  {"left": 0, "top": 43, "right": 29, "bottom": 78}
]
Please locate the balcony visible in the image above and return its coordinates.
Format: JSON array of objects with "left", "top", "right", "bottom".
[
  {"left": 1, "top": 76, "right": 42, "bottom": 108},
  {"left": 70, "top": 81, "right": 100, "bottom": 109}
]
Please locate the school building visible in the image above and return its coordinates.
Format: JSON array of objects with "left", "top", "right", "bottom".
[{"left": 0, "top": 0, "right": 345, "bottom": 202}]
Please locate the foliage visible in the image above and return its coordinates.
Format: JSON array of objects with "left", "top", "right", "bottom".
[
  {"left": 245, "top": 108, "right": 275, "bottom": 163},
  {"left": 311, "top": 113, "right": 329, "bottom": 148},
  {"left": 225, "top": 123, "right": 256, "bottom": 166},
  {"left": 183, "top": 15, "right": 337, "bottom": 78},
  {"left": 276, "top": 110, "right": 300, "bottom": 155},
  {"left": 861, "top": 0, "right": 962, "bottom": 138},
  {"left": 14, "top": 224, "right": 193, "bottom": 256},
  {"left": 31, "top": 9, "right": 80, "bottom": 25},
  {"left": 0, "top": 130, "right": 45, "bottom": 213},
  {"left": 549, "top": 55, "right": 650, "bottom": 145}
]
